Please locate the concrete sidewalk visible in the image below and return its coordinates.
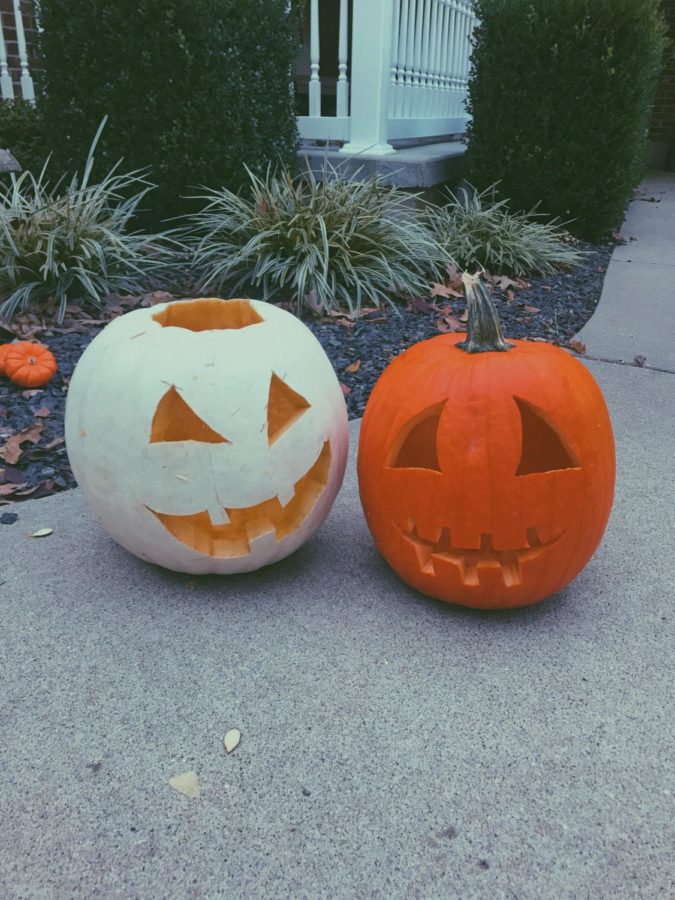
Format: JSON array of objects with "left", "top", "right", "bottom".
[{"left": 1, "top": 178, "right": 674, "bottom": 899}]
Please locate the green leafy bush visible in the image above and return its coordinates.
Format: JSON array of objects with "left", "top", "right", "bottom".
[
  {"left": 466, "top": 0, "right": 667, "bottom": 239},
  {"left": 37, "top": 0, "right": 299, "bottom": 226},
  {"left": 0, "top": 101, "right": 46, "bottom": 174},
  {"left": 0, "top": 124, "right": 176, "bottom": 324},
  {"left": 425, "top": 185, "right": 585, "bottom": 275},
  {"left": 182, "top": 164, "right": 446, "bottom": 316}
]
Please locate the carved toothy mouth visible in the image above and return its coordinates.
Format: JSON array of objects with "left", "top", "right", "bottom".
[
  {"left": 149, "top": 442, "right": 331, "bottom": 557},
  {"left": 400, "top": 522, "right": 564, "bottom": 587}
]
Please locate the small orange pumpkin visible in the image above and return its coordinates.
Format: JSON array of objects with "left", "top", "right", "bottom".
[
  {"left": 4, "top": 341, "right": 58, "bottom": 388},
  {"left": 358, "top": 272, "right": 616, "bottom": 610}
]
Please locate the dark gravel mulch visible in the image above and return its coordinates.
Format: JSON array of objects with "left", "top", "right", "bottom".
[{"left": 0, "top": 241, "right": 612, "bottom": 512}]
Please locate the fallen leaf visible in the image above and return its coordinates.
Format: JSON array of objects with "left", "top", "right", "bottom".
[
  {"left": 436, "top": 315, "right": 464, "bottom": 333},
  {"left": 633, "top": 354, "right": 647, "bottom": 367},
  {"left": 406, "top": 297, "right": 436, "bottom": 314},
  {"left": 169, "top": 771, "right": 201, "bottom": 798},
  {"left": 568, "top": 339, "right": 586, "bottom": 355},
  {"left": 30, "top": 527, "right": 53, "bottom": 538},
  {"left": 44, "top": 436, "right": 65, "bottom": 450},
  {"left": 21, "top": 390, "right": 43, "bottom": 399},
  {"left": 34, "top": 407, "right": 51, "bottom": 418},
  {"left": 524, "top": 305, "right": 540, "bottom": 314},
  {"left": 431, "top": 282, "right": 463, "bottom": 299},
  {"left": 344, "top": 359, "right": 361, "bottom": 373},
  {"left": 224, "top": 729, "right": 241, "bottom": 753},
  {"left": 0, "top": 482, "right": 27, "bottom": 495},
  {"left": 339, "top": 382, "right": 351, "bottom": 396},
  {"left": 0, "top": 423, "right": 44, "bottom": 465},
  {"left": 16, "top": 480, "right": 55, "bottom": 498}
]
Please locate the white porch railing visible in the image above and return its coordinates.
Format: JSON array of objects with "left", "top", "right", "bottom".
[
  {"left": 296, "top": 0, "right": 477, "bottom": 155},
  {"left": 0, "top": 0, "right": 36, "bottom": 102}
]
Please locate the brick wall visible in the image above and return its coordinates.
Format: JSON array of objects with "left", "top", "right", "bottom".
[
  {"left": 0, "top": 0, "right": 38, "bottom": 97},
  {"left": 650, "top": 0, "right": 675, "bottom": 144}
]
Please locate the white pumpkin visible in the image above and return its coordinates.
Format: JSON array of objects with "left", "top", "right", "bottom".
[{"left": 65, "top": 298, "right": 349, "bottom": 574}]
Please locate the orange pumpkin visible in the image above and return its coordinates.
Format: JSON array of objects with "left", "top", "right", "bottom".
[
  {"left": 357, "top": 272, "right": 615, "bottom": 610},
  {"left": 3, "top": 341, "right": 58, "bottom": 388}
]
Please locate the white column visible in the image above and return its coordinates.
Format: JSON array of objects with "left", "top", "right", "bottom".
[
  {"left": 308, "top": 0, "right": 321, "bottom": 117},
  {"left": 0, "top": 13, "right": 15, "bottom": 100},
  {"left": 336, "top": 0, "right": 349, "bottom": 117},
  {"left": 340, "top": 0, "right": 395, "bottom": 156},
  {"left": 13, "top": 0, "right": 34, "bottom": 102}
]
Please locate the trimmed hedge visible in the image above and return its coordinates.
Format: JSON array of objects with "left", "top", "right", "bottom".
[
  {"left": 466, "top": 0, "right": 667, "bottom": 238},
  {"left": 0, "top": 101, "right": 46, "bottom": 174},
  {"left": 37, "top": 0, "right": 299, "bottom": 225}
]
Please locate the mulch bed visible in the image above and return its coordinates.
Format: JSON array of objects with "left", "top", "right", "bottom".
[{"left": 0, "top": 240, "right": 613, "bottom": 517}]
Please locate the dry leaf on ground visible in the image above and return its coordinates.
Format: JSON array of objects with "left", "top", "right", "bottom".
[
  {"left": 339, "top": 382, "right": 351, "bottom": 396},
  {"left": 436, "top": 315, "right": 464, "bottom": 333},
  {"left": 224, "top": 729, "right": 241, "bottom": 753},
  {"left": 0, "top": 423, "right": 44, "bottom": 465},
  {"left": 34, "top": 407, "right": 51, "bottom": 418},
  {"left": 431, "top": 282, "right": 463, "bottom": 299},
  {"left": 30, "top": 527, "right": 53, "bottom": 538},
  {"left": 344, "top": 359, "right": 361, "bottom": 373},
  {"left": 568, "top": 339, "right": 587, "bottom": 355},
  {"left": 168, "top": 771, "right": 201, "bottom": 798}
]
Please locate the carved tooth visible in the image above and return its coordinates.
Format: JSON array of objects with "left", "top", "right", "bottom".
[
  {"left": 207, "top": 505, "right": 230, "bottom": 526},
  {"left": 276, "top": 485, "right": 296, "bottom": 508}
]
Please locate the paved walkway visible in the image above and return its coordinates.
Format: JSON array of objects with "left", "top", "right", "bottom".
[{"left": 1, "top": 176, "right": 674, "bottom": 899}]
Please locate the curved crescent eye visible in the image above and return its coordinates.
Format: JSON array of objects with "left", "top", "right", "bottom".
[
  {"left": 387, "top": 403, "right": 444, "bottom": 471},
  {"left": 515, "top": 397, "right": 578, "bottom": 475},
  {"left": 150, "top": 386, "right": 229, "bottom": 443},
  {"left": 267, "top": 373, "right": 310, "bottom": 445}
]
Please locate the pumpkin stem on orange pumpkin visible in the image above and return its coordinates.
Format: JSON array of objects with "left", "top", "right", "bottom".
[{"left": 458, "top": 271, "right": 514, "bottom": 354}]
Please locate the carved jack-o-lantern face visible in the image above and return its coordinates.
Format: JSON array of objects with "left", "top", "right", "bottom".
[
  {"left": 65, "top": 298, "right": 349, "bottom": 574},
  {"left": 358, "top": 332, "right": 615, "bottom": 610}
]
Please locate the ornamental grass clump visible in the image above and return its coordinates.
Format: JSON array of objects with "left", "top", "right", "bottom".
[
  {"left": 425, "top": 185, "right": 585, "bottom": 276},
  {"left": 0, "top": 123, "right": 177, "bottom": 324},
  {"left": 184, "top": 164, "right": 447, "bottom": 316}
]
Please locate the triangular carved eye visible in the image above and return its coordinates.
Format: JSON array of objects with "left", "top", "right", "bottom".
[
  {"left": 150, "top": 386, "right": 229, "bottom": 443},
  {"left": 515, "top": 397, "right": 578, "bottom": 475},
  {"left": 388, "top": 403, "right": 444, "bottom": 471},
  {"left": 267, "top": 373, "right": 310, "bottom": 445}
]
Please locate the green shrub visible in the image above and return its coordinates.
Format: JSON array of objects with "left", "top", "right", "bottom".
[
  {"left": 0, "top": 123, "right": 177, "bottom": 324},
  {"left": 466, "top": 0, "right": 667, "bottom": 239},
  {"left": 182, "top": 164, "right": 446, "bottom": 316},
  {"left": 37, "top": 0, "right": 299, "bottom": 227},
  {"left": 425, "top": 185, "right": 585, "bottom": 275},
  {"left": 0, "top": 101, "right": 47, "bottom": 174}
]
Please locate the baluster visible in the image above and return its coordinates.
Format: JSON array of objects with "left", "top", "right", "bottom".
[
  {"left": 0, "top": 12, "right": 15, "bottom": 100},
  {"left": 411, "top": 0, "right": 424, "bottom": 117},
  {"left": 418, "top": 0, "right": 432, "bottom": 118},
  {"left": 401, "top": 0, "right": 416, "bottom": 118},
  {"left": 435, "top": 1, "right": 448, "bottom": 118},
  {"left": 428, "top": 0, "right": 442, "bottom": 118},
  {"left": 440, "top": 0, "right": 455, "bottom": 118},
  {"left": 336, "top": 0, "right": 349, "bottom": 117},
  {"left": 389, "top": 0, "right": 401, "bottom": 117},
  {"left": 13, "top": 0, "right": 34, "bottom": 102},
  {"left": 308, "top": 0, "right": 321, "bottom": 117}
]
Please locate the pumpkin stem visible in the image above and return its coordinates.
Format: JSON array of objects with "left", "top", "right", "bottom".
[{"left": 458, "top": 271, "right": 514, "bottom": 354}]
